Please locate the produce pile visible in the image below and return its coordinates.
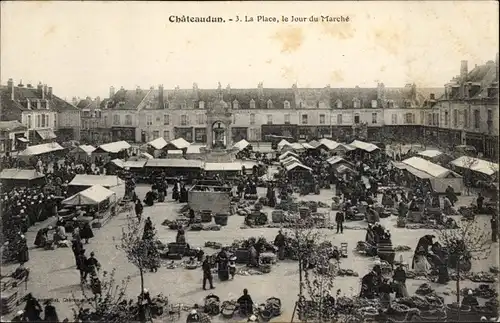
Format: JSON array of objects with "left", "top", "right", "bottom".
[{"left": 460, "top": 285, "right": 497, "bottom": 299}]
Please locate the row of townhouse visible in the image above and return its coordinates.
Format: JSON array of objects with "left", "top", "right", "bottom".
[
  {"left": 0, "top": 79, "right": 81, "bottom": 153},
  {"left": 75, "top": 56, "right": 498, "bottom": 158}
]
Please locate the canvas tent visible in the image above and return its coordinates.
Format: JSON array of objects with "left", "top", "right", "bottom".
[
  {"left": 349, "top": 140, "right": 380, "bottom": 153},
  {"left": 18, "top": 142, "right": 64, "bottom": 156},
  {"left": 204, "top": 162, "right": 242, "bottom": 172},
  {"left": 285, "top": 162, "right": 312, "bottom": 172},
  {"left": 401, "top": 157, "right": 463, "bottom": 193},
  {"left": 277, "top": 139, "right": 291, "bottom": 151},
  {"left": 450, "top": 156, "right": 499, "bottom": 177},
  {"left": 0, "top": 168, "right": 45, "bottom": 187},
  {"left": 233, "top": 139, "right": 251, "bottom": 152},
  {"left": 278, "top": 151, "right": 300, "bottom": 161},
  {"left": 62, "top": 184, "right": 116, "bottom": 206},
  {"left": 148, "top": 137, "right": 168, "bottom": 150},
  {"left": 95, "top": 141, "right": 131, "bottom": 153},
  {"left": 281, "top": 156, "right": 302, "bottom": 167},
  {"left": 70, "top": 145, "right": 96, "bottom": 162},
  {"left": 166, "top": 138, "right": 191, "bottom": 150}
]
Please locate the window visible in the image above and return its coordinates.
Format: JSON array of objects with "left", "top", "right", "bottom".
[
  {"left": 41, "top": 114, "right": 45, "bottom": 127},
  {"left": 155, "top": 116, "right": 161, "bottom": 124},
  {"left": 391, "top": 114, "right": 397, "bottom": 125},
  {"left": 125, "top": 115, "right": 132, "bottom": 125},
  {"left": 453, "top": 110, "right": 458, "bottom": 127},
  {"left": 153, "top": 131, "right": 159, "bottom": 139},
  {"left": 487, "top": 109, "right": 493, "bottom": 131},
  {"left": 284, "top": 101, "right": 290, "bottom": 109},
  {"left": 319, "top": 114, "right": 325, "bottom": 124},
  {"left": 444, "top": 111, "right": 449, "bottom": 126},
  {"left": 474, "top": 110, "right": 480, "bottom": 129},
  {"left": 199, "top": 101, "right": 205, "bottom": 109},
  {"left": 104, "top": 116, "right": 108, "bottom": 126},
  {"left": 337, "top": 114, "right": 343, "bottom": 125},
  {"left": 250, "top": 99, "right": 256, "bottom": 109},
  {"left": 27, "top": 115, "right": 32, "bottom": 128},
  {"left": 195, "top": 128, "right": 206, "bottom": 142},
  {"left": 405, "top": 113, "right": 414, "bottom": 124},
  {"left": 233, "top": 100, "right": 239, "bottom": 109},
  {"left": 267, "top": 100, "right": 273, "bottom": 109},
  {"left": 36, "top": 115, "right": 41, "bottom": 127},
  {"left": 163, "top": 130, "right": 170, "bottom": 140},
  {"left": 266, "top": 114, "right": 273, "bottom": 124},
  {"left": 336, "top": 100, "right": 342, "bottom": 109},
  {"left": 54, "top": 114, "right": 57, "bottom": 128},
  {"left": 353, "top": 99, "right": 360, "bottom": 109},
  {"left": 371, "top": 100, "right": 377, "bottom": 108},
  {"left": 354, "top": 114, "right": 360, "bottom": 124},
  {"left": 196, "top": 114, "right": 204, "bottom": 124},
  {"left": 427, "top": 113, "right": 432, "bottom": 126},
  {"left": 284, "top": 114, "right": 290, "bottom": 124},
  {"left": 371, "top": 113, "right": 377, "bottom": 124},
  {"left": 181, "top": 115, "right": 188, "bottom": 126},
  {"left": 163, "top": 114, "right": 170, "bottom": 125},
  {"left": 388, "top": 101, "right": 395, "bottom": 109},
  {"left": 301, "top": 114, "right": 308, "bottom": 124},
  {"left": 146, "top": 115, "right": 152, "bottom": 126},
  {"left": 464, "top": 110, "right": 469, "bottom": 128},
  {"left": 250, "top": 113, "right": 255, "bottom": 125}
]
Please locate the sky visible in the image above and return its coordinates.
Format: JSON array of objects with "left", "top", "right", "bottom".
[{"left": 1, "top": 1, "right": 498, "bottom": 100}]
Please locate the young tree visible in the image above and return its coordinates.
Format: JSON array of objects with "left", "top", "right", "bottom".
[
  {"left": 460, "top": 156, "right": 479, "bottom": 196},
  {"left": 435, "top": 220, "right": 492, "bottom": 304},
  {"left": 71, "top": 268, "right": 131, "bottom": 322},
  {"left": 115, "top": 216, "right": 157, "bottom": 294}
]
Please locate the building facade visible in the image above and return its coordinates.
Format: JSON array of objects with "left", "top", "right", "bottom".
[
  {"left": 85, "top": 56, "right": 499, "bottom": 159},
  {"left": 0, "top": 79, "right": 81, "bottom": 147}
]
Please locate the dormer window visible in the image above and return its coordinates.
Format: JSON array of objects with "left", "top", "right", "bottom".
[
  {"left": 352, "top": 98, "right": 360, "bottom": 109},
  {"left": 371, "top": 100, "right": 377, "bottom": 108},
  {"left": 487, "top": 87, "right": 498, "bottom": 98},
  {"left": 250, "top": 99, "right": 256, "bottom": 109},
  {"left": 284, "top": 100, "right": 290, "bottom": 109},
  {"left": 388, "top": 101, "right": 395, "bottom": 108},
  {"left": 199, "top": 101, "right": 205, "bottom": 109},
  {"left": 233, "top": 100, "right": 239, "bottom": 109},
  {"left": 405, "top": 100, "right": 411, "bottom": 108},
  {"left": 336, "top": 99, "right": 342, "bottom": 109},
  {"left": 267, "top": 99, "right": 273, "bottom": 109}
]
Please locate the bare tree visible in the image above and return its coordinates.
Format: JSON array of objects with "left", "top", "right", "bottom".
[
  {"left": 435, "top": 220, "right": 492, "bottom": 304},
  {"left": 115, "top": 216, "right": 158, "bottom": 294},
  {"left": 71, "top": 268, "right": 131, "bottom": 322},
  {"left": 459, "top": 156, "right": 479, "bottom": 196}
]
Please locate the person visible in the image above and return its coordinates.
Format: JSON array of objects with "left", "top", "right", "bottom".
[
  {"left": 76, "top": 249, "right": 88, "bottom": 283},
  {"left": 445, "top": 185, "right": 457, "bottom": 206},
  {"left": 237, "top": 289, "right": 254, "bottom": 316},
  {"left": 43, "top": 299, "right": 59, "bottom": 322},
  {"left": 360, "top": 268, "right": 378, "bottom": 299},
  {"left": 229, "top": 256, "right": 237, "bottom": 279},
  {"left": 138, "top": 289, "right": 152, "bottom": 323},
  {"left": 392, "top": 264, "right": 408, "bottom": 298},
  {"left": 18, "top": 235, "right": 29, "bottom": 265},
  {"left": 491, "top": 215, "right": 498, "bottom": 243},
  {"left": 186, "top": 309, "right": 200, "bottom": 323},
  {"left": 86, "top": 251, "right": 101, "bottom": 276},
  {"left": 176, "top": 226, "right": 186, "bottom": 244},
  {"left": 144, "top": 190, "right": 155, "bottom": 207},
  {"left": 135, "top": 200, "right": 144, "bottom": 221},
  {"left": 216, "top": 248, "right": 230, "bottom": 281},
  {"left": 202, "top": 256, "right": 214, "bottom": 290},
  {"left": 462, "top": 290, "right": 479, "bottom": 307},
  {"left": 273, "top": 230, "right": 286, "bottom": 260},
  {"left": 378, "top": 278, "right": 392, "bottom": 308},
  {"left": 34, "top": 227, "right": 49, "bottom": 248},
  {"left": 24, "top": 293, "right": 42, "bottom": 321},
  {"left": 80, "top": 222, "right": 94, "bottom": 244},
  {"left": 335, "top": 211, "right": 345, "bottom": 234},
  {"left": 477, "top": 193, "right": 485, "bottom": 213},
  {"left": 412, "top": 235, "right": 433, "bottom": 268},
  {"left": 413, "top": 246, "right": 431, "bottom": 275},
  {"left": 90, "top": 273, "right": 102, "bottom": 296}
]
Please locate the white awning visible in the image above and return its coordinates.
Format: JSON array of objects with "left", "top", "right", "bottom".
[
  {"left": 36, "top": 129, "right": 57, "bottom": 140},
  {"left": 285, "top": 162, "right": 312, "bottom": 172},
  {"left": 17, "top": 137, "right": 29, "bottom": 143},
  {"left": 168, "top": 138, "right": 191, "bottom": 150},
  {"left": 402, "top": 156, "right": 459, "bottom": 178},
  {"left": 68, "top": 175, "right": 124, "bottom": 187},
  {"left": 278, "top": 151, "right": 300, "bottom": 160},
  {"left": 204, "top": 162, "right": 242, "bottom": 172},
  {"left": 145, "top": 158, "right": 203, "bottom": 168},
  {"left": 18, "top": 142, "right": 64, "bottom": 156},
  {"left": 417, "top": 150, "right": 443, "bottom": 158},
  {"left": 349, "top": 140, "right": 380, "bottom": 152},
  {"left": 148, "top": 137, "right": 168, "bottom": 150},
  {"left": 451, "top": 156, "right": 499, "bottom": 176},
  {"left": 62, "top": 185, "right": 116, "bottom": 206},
  {"left": 233, "top": 139, "right": 251, "bottom": 151},
  {"left": 140, "top": 152, "right": 154, "bottom": 159},
  {"left": 0, "top": 168, "right": 45, "bottom": 180},
  {"left": 96, "top": 141, "right": 131, "bottom": 153},
  {"left": 277, "top": 139, "right": 291, "bottom": 150}
]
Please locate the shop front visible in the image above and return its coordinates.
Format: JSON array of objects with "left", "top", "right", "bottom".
[
  {"left": 484, "top": 135, "right": 498, "bottom": 159},
  {"left": 261, "top": 124, "right": 298, "bottom": 141},
  {"left": 231, "top": 127, "right": 248, "bottom": 142},
  {"left": 111, "top": 127, "right": 136, "bottom": 142},
  {"left": 29, "top": 128, "right": 57, "bottom": 145},
  {"left": 174, "top": 127, "right": 193, "bottom": 142},
  {"left": 194, "top": 127, "right": 207, "bottom": 144}
]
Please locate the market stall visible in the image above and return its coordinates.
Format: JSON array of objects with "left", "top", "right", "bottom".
[
  {"left": 401, "top": 156, "right": 463, "bottom": 193},
  {"left": 17, "top": 143, "right": 65, "bottom": 161},
  {"left": 450, "top": 156, "right": 498, "bottom": 179},
  {"left": 145, "top": 158, "right": 203, "bottom": 183},
  {"left": 0, "top": 168, "right": 45, "bottom": 188},
  {"left": 165, "top": 137, "right": 191, "bottom": 151},
  {"left": 278, "top": 151, "right": 300, "bottom": 161},
  {"left": 67, "top": 174, "right": 125, "bottom": 195},
  {"left": 93, "top": 141, "right": 131, "bottom": 162},
  {"left": 69, "top": 145, "right": 96, "bottom": 162},
  {"left": 147, "top": 137, "right": 168, "bottom": 157},
  {"left": 285, "top": 162, "right": 313, "bottom": 186},
  {"left": 204, "top": 162, "right": 242, "bottom": 178},
  {"left": 417, "top": 149, "right": 452, "bottom": 164}
]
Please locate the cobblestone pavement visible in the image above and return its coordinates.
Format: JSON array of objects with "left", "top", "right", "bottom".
[{"left": 2, "top": 185, "right": 496, "bottom": 322}]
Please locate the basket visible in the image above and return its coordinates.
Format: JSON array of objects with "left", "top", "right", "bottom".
[
  {"left": 200, "top": 210, "right": 213, "bottom": 223},
  {"left": 254, "top": 203, "right": 263, "bottom": 211},
  {"left": 221, "top": 302, "right": 236, "bottom": 318},
  {"left": 308, "top": 202, "right": 318, "bottom": 212},
  {"left": 260, "top": 264, "right": 272, "bottom": 273},
  {"left": 299, "top": 207, "right": 310, "bottom": 219},
  {"left": 271, "top": 210, "right": 284, "bottom": 223},
  {"left": 214, "top": 214, "right": 228, "bottom": 226}
]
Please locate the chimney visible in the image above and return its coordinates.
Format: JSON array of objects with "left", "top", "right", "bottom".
[
  {"left": 72, "top": 97, "right": 78, "bottom": 106},
  {"left": 257, "top": 82, "right": 264, "bottom": 97},
  {"left": 37, "top": 82, "right": 44, "bottom": 99},
  {"left": 7, "top": 78, "right": 14, "bottom": 100},
  {"left": 17, "top": 80, "right": 24, "bottom": 87},
  {"left": 47, "top": 87, "right": 53, "bottom": 99},
  {"left": 158, "top": 84, "right": 164, "bottom": 109},
  {"left": 109, "top": 86, "right": 115, "bottom": 98},
  {"left": 96, "top": 96, "right": 101, "bottom": 109},
  {"left": 36, "top": 99, "right": 42, "bottom": 109},
  {"left": 27, "top": 84, "right": 33, "bottom": 88},
  {"left": 192, "top": 83, "right": 199, "bottom": 100},
  {"left": 430, "top": 93, "right": 435, "bottom": 100},
  {"left": 460, "top": 60, "right": 468, "bottom": 81},
  {"left": 136, "top": 86, "right": 141, "bottom": 94},
  {"left": 377, "top": 82, "right": 386, "bottom": 101}
]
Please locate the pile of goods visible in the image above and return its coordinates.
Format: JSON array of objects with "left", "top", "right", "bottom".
[
  {"left": 415, "top": 283, "right": 435, "bottom": 296},
  {"left": 460, "top": 285, "right": 497, "bottom": 299},
  {"left": 258, "top": 297, "right": 282, "bottom": 320},
  {"left": 337, "top": 269, "right": 359, "bottom": 277},
  {"left": 393, "top": 245, "right": 412, "bottom": 252},
  {"left": 204, "top": 241, "right": 223, "bottom": 250},
  {"left": 204, "top": 294, "right": 221, "bottom": 316}
]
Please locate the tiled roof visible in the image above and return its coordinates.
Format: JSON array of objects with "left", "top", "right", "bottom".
[
  {"left": 467, "top": 62, "right": 497, "bottom": 99},
  {"left": 330, "top": 88, "right": 378, "bottom": 108},
  {"left": 0, "top": 120, "right": 27, "bottom": 132},
  {"left": 0, "top": 84, "right": 78, "bottom": 116},
  {"left": 107, "top": 88, "right": 151, "bottom": 110},
  {"left": 76, "top": 98, "right": 93, "bottom": 109}
]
